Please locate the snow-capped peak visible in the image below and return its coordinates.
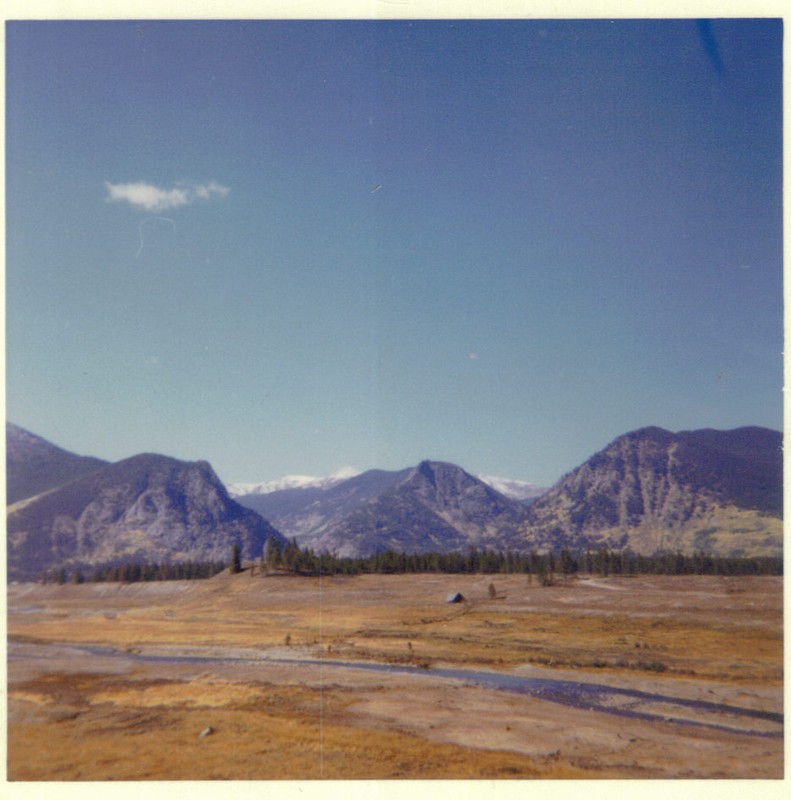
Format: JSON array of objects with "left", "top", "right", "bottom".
[
  {"left": 227, "top": 467, "right": 361, "bottom": 498},
  {"left": 477, "top": 474, "right": 547, "bottom": 502}
]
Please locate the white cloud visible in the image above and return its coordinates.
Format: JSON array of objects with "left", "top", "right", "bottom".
[
  {"left": 194, "top": 181, "right": 230, "bottom": 201},
  {"left": 105, "top": 180, "right": 230, "bottom": 212}
]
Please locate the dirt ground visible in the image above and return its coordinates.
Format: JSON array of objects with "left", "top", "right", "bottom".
[{"left": 5, "top": 571, "right": 785, "bottom": 781}]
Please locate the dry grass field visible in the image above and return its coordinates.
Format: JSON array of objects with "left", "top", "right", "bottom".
[{"left": 6, "top": 570, "right": 784, "bottom": 780}]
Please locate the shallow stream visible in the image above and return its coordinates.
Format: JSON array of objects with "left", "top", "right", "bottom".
[{"left": 9, "top": 640, "right": 783, "bottom": 738}]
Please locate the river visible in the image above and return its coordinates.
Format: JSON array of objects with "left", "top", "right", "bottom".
[{"left": 9, "top": 639, "right": 782, "bottom": 739}]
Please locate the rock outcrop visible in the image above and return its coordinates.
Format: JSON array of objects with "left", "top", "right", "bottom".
[{"left": 7, "top": 452, "right": 285, "bottom": 581}]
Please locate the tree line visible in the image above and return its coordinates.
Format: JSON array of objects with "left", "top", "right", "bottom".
[
  {"left": 42, "top": 539, "right": 781, "bottom": 585},
  {"left": 43, "top": 559, "right": 228, "bottom": 585},
  {"left": 268, "top": 541, "right": 782, "bottom": 579}
]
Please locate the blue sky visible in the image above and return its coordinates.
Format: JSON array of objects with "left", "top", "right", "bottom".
[{"left": 5, "top": 19, "right": 784, "bottom": 487}]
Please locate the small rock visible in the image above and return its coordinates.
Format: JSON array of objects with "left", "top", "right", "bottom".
[{"left": 199, "top": 726, "right": 214, "bottom": 738}]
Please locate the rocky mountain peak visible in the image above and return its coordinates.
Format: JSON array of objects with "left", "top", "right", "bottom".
[
  {"left": 7, "top": 450, "right": 285, "bottom": 581},
  {"left": 523, "top": 425, "right": 782, "bottom": 557}
]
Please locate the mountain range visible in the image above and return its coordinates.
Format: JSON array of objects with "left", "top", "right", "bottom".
[
  {"left": 226, "top": 466, "right": 363, "bottom": 497},
  {"left": 5, "top": 422, "right": 783, "bottom": 580},
  {"left": 234, "top": 460, "right": 532, "bottom": 558},
  {"left": 227, "top": 470, "right": 545, "bottom": 505}
]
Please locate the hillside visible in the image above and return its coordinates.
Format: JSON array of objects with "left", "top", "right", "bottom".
[
  {"left": 6, "top": 452, "right": 285, "bottom": 581},
  {"left": 6, "top": 422, "right": 108, "bottom": 504},
  {"left": 520, "top": 426, "right": 783, "bottom": 557},
  {"left": 292, "top": 461, "right": 531, "bottom": 558},
  {"left": 233, "top": 467, "right": 412, "bottom": 543}
]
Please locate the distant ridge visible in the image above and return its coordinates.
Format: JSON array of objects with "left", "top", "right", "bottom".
[
  {"left": 234, "top": 461, "right": 531, "bottom": 557},
  {"left": 227, "top": 466, "right": 361, "bottom": 497},
  {"left": 6, "top": 422, "right": 108, "bottom": 504},
  {"left": 232, "top": 467, "right": 414, "bottom": 544},
  {"left": 476, "top": 474, "right": 547, "bottom": 504},
  {"left": 229, "top": 468, "right": 545, "bottom": 504}
]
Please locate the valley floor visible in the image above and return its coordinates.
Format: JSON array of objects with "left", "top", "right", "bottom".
[{"left": 5, "top": 572, "right": 785, "bottom": 782}]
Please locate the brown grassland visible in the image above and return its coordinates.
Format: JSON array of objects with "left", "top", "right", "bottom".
[{"left": 6, "top": 571, "right": 784, "bottom": 780}]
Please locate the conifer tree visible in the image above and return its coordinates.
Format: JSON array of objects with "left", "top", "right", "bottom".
[{"left": 230, "top": 542, "right": 242, "bottom": 574}]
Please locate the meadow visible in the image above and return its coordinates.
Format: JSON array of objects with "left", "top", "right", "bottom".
[{"left": 6, "top": 570, "right": 784, "bottom": 780}]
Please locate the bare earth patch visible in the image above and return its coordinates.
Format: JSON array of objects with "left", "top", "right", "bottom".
[{"left": 6, "top": 572, "right": 784, "bottom": 780}]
